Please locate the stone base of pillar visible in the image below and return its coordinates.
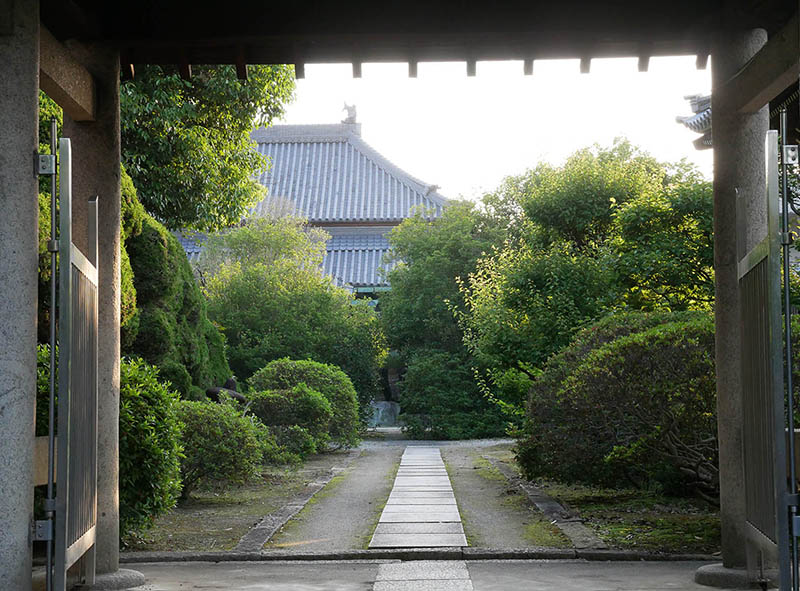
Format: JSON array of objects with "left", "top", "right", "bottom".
[
  {"left": 80, "top": 569, "right": 146, "bottom": 590},
  {"left": 695, "top": 563, "right": 776, "bottom": 589}
]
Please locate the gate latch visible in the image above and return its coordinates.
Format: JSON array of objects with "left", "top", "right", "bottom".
[{"left": 33, "top": 519, "right": 53, "bottom": 542}]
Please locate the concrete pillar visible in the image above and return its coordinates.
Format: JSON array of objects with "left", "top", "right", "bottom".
[
  {"left": 62, "top": 46, "right": 122, "bottom": 576},
  {"left": 711, "top": 28, "right": 769, "bottom": 569},
  {"left": 0, "top": 2, "right": 39, "bottom": 591}
]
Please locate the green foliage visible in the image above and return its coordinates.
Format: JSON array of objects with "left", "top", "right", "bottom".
[
  {"left": 462, "top": 239, "right": 617, "bottom": 373},
  {"left": 458, "top": 141, "right": 713, "bottom": 420},
  {"left": 202, "top": 217, "right": 384, "bottom": 413},
  {"left": 36, "top": 345, "right": 56, "bottom": 436},
  {"left": 607, "top": 167, "right": 714, "bottom": 310},
  {"left": 121, "top": 65, "right": 295, "bottom": 231},
  {"left": 119, "top": 358, "right": 183, "bottom": 536},
  {"left": 399, "top": 349, "right": 506, "bottom": 440},
  {"left": 175, "top": 400, "right": 264, "bottom": 497},
  {"left": 248, "top": 384, "right": 333, "bottom": 452},
  {"left": 518, "top": 139, "right": 663, "bottom": 248},
  {"left": 125, "top": 211, "right": 230, "bottom": 398},
  {"left": 249, "top": 359, "right": 360, "bottom": 449},
  {"left": 272, "top": 425, "right": 318, "bottom": 460},
  {"left": 518, "top": 312, "right": 717, "bottom": 498},
  {"left": 381, "top": 201, "right": 507, "bottom": 353}
]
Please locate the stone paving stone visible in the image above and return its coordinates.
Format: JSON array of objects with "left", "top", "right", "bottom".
[
  {"left": 378, "top": 512, "right": 461, "bottom": 523},
  {"left": 368, "top": 533, "right": 468, "bottom": 547},
  {"left": 373, "top": 581, "right": 473, "bottom": 591},
  {"left": 373, "top": 522, "right": 465, "bottom": 534},
  {"left": 376, "top": 561, "right": 470, "bottom": 581},
  {"left": 386, "top": 498, "right": 456, "bottom": 505},
  {"left": 382, "top": 505, "right": 461, "bottom": 513},
  {"left": 388, "top": 491, "right": 455, "bottom": 497},
  {"left": 370, "top": 445, "right": 467, "bottom": 550}
]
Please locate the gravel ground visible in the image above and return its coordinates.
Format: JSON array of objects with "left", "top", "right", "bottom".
[
  {"left": 442, "top": 443, "right": 569, "bottom": 548},
  {"left": 264, "top": 446, "right": 403, "bottom": 552}
]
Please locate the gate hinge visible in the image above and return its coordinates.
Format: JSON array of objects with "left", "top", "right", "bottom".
[
  {"left": 36, "top": 154, "right": 56, "bottom": 176},
  {"left": 783, "top": 145, "right": 799, "bottom": 165},
  {"left": 33, "top": 519, "right": 53, "bottom": 542}
]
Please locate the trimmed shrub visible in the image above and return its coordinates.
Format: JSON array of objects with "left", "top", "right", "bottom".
[
  {"left": 248, "top": 384, "right": 332, "bottom": 451},
  {"left": 399, "top": 349, "right": 506, "bottom": 440},
  {"left": 126, "top": 211, "right": 230, "bottom": 398},
  {"left": 272, "top": 425, "right": 318, "bottom": 460},
  {"left": 519, "top": 312, "right": 717, "bottom": 498},
  {"left": 249, "top": 359, "right": 360, "bottom": 449},
  {"left": 175, "top": 400, "right": 264, "bottom": 497},
  {"left": 119, "top": 358, "right": 183, "bottom": 536}
]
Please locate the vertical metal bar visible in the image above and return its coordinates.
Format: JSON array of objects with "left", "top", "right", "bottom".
[
  {"left": 46, "top": 116, "right": 57, "bottom": 591},
  {"left": 780, "top": 111, "right": 799, "bottom": 591},
  {"left": 55, "top": 137, "right": 73, "bottom": 591}
]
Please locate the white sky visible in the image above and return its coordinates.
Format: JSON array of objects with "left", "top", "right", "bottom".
[{"left": 278, "top": 57, "right": 712, "bottom": 201}]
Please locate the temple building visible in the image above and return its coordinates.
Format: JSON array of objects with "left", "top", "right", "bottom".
[{"left": 181, "top": 116, "right": 448, "bottom": 294}]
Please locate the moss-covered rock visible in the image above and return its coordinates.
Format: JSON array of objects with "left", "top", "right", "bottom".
[{"left": 124, "top": 195, "right": 230, "bottom": 398}]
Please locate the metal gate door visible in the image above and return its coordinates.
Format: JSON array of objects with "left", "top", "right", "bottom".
[
  {"left": 53, "top": 137, "right": 99, "bottom": 590},
  {"left": 739, "top": 130, "right": 791, "bottom": 589}
]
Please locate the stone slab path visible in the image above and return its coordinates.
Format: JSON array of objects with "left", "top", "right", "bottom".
[{"left": 369, "top": 446, "right": 467, "bottom": 549}]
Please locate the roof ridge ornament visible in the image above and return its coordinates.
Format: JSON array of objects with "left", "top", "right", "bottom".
[{"left": 342, "top": 103, "right": 357, "bottom": 124}]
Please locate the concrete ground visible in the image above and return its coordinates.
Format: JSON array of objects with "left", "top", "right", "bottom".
[{"left": 132, "top": 559, "right": 717, "bottom": 590}]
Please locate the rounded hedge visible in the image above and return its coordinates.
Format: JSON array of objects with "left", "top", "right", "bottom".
[
  {"left": 119, "top": 357, "right": 183, "bottom": 536},
  {"left": 175, "top": 400, "right": 264, "bottom": 497},
  {"left": 248, "top": 383, "right": 332, "bottom": 452},
  {"left": 249, "top": 358, "right": 360, "bottom": 449},
  {"left": 519, "top": 312, "right": 717, "bottom": 498}
]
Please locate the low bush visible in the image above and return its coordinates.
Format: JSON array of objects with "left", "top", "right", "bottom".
[
  {"left": 518, "top": 312, "right": 717, "bottom": 499},
  {"left": 249, "top": 359, "right": 360, "bottom": 448},
  {"left": 35, "top": 349, "right": 183, "bottom": 537},
  {"left": 175, "top": 400, "right": 264, "bottom": 498},
  {"left": 119, "top": 358, "right": 183, "bottom": 536},
  {"left": 399, "top": 349, "right": 506, "bottom": 440},
  {"left": 248, "top": 384, "right": 332, "bottom": 452},
  {"left": 272, "top": 425, "right": 318, "bottom": 459}
]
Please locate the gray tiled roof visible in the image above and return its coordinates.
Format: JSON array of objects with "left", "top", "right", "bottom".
[
  {"left": 175, "top": 230, "right": 394, "bottom": 289},
  {"left": 250, "top": 124, "right": 447, "bottom": 223},
  {"left": 324, "top": 233, "right": 395, "bottom": 288}
]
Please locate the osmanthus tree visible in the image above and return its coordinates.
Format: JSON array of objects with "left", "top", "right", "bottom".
[{"left": 120, "top": 64, "right": 295, "bottom": 231}]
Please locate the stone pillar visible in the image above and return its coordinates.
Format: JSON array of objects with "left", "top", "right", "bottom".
[
  {"left": 0, "top": 2, "right": 39, "bottom": 591},
  {"left": 711, "top": 29, "right": 769, "bottom": 569},
  {"left": 61, "top": 46, "right": 122, "bottom": 577}
]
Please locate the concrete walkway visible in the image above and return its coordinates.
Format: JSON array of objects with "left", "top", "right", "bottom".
[
  {"left": 369, "top": 447, "right": 467, "bottom": 549},
  {"left": 131, "top": 559, "right": 718, "bottom": 590}
]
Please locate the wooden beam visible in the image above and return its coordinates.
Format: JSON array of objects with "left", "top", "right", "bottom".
[
  {"left": 294, "top": 62, "right": 305, "bottom": 79},
  {"left": 466, "top": 58, "right": 476, "bottom": 76},
  {"left": 179, "top": 59, "right": 192, "bottom": 80},
  {"left": 408, "top": 59, "right": 417, "bottom": 78},
  {"left": 580, "top": 56, "right": 591, "bottom": 73},
  {"left": 235, "top": 45, "right": 247, "bottom": 80},
  {"left": 352, "top": 60, "right": 362, "bottom": 78},
  {"left": 0, "top": 0, "right": 12, "bottom": 35},
  {"left": 523, "top": 59, "right": 533, "bottom": 75},
  {"left": 39, "top": 26, "right": 95, "bottom": 121},
  {"left": 721, "top": 11, "right": 798, "bottom": 113}
]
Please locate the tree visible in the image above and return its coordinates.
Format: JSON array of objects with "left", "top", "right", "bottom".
[
  {"left": 380, "top": 201, "right": 509, "bottom": 437},
  {"left": 458, "top": 142, "right": 713, "bottom": 417},
  {"left": 121, "top": 65, "right": 295, "bottom": 231},
  {"left": 381, "top": 201, "right": 506, "bottom": 353},
  {"left": 200, "top": 217, "right": 386, "bottom": 416},
  {"left": 606, "top": 165, "right": 714, "bottom": 310}
]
